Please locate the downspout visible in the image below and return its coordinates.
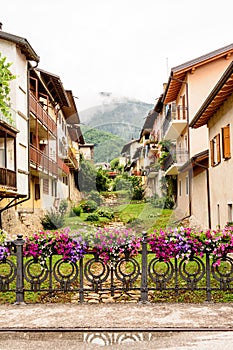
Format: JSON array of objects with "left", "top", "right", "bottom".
[{"left": 0, "top": 62, "right": 38, "bottom": 228}]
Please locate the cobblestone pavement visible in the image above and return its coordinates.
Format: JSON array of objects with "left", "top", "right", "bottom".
[{"left": 0, "top": 303, "right": 233, "bottom": 349}]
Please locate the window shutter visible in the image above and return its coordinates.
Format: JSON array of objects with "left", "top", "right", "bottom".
[
  {"left": 222, "top": 125, "right": 231, "bottom": 159},
  {"left": 210, "top": 139, "right": 214, "bottom": 167},
  {"left": 216, "top": 134, "right": 221, "bottom": 164}
]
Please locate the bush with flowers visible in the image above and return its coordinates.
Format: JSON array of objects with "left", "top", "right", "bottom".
[
  {"left": 148, "top": 226, "right": 233, "bottom": 265},
  {"left": 23, "top": 227, "right": 87, "bottom": 265},
  {"left": 87, "top": 227, "right": 142, "bottom": 264},
  {"left": 0, "top": 229, "right": 10, "bottom": 261}
]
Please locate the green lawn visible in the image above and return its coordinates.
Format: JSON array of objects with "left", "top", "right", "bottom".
[{"left": 63, "top": 199, "right": 174, "bottom": 234}]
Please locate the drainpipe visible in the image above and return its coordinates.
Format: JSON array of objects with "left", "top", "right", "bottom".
[{"left": 0, "top": 62, "right": 38, "bottom": 228}]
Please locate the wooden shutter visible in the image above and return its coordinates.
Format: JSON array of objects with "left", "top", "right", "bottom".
[
  {"left": 210, "top": 139, "right": 214, "bottom": 167},
  {"left": 216, "top": 134, "right": 221, "bottom": 164},
  {"left": 222, "top": 125, "right": 231, "bottom": 159}
]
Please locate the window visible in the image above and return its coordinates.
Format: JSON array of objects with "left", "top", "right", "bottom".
[
  {"left": 228, "top": 203, "right": 233, "bottom": 223},
  {"left": 43, "top": 178, "right": 49, "bottom": 194},
  {"left": 51, "top": 179, "right": 57, "bottom": 197},
  {"left": 217, "top": 204, "right": 220, "bottom": 229},
  {"left": 0, "top": 127, "right": 16, "bottom": 171},
  {"left": 179, "top": 180, "right": 182, "bottom": 196},
  {"left": 185, "top": 176, "right": 189, "bottom": 195},
  {"left": 35, "top": 183, "right": 40, "bottom": 200},
  {"left": 210, "top": 134, "right": 221, "bottom": 166},
  {"left": 222, "top": 124, "right": 231, "bottom": 159}
]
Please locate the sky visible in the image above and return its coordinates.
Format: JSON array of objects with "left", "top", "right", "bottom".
[{"left": 1, "top": 0, "right": 233, "bottom": 111}]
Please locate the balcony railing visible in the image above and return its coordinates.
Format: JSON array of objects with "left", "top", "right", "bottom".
[
  {"left": 0, "top": 168, "right": 16, "bottom": 188},
  {"left": 29, "top": 92, "right": 57, "bottom": 136},
  {"left": 163, "top": 150, "right": 189, "bottom": 173},
  {"left": 30, "top": 144, "right": 57, "bottom": 176},
  {"left": 163, "top": 104, "right": 187, "bottom": 140},
  {"left": 61, "top": 147, "right": 79, "bottom": 170},
  {"left": 57, "top": 157, "right": 70, "bottom": 175}
]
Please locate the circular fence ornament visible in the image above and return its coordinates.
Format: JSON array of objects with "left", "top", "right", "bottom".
[
  {"left": 179, "top": 257, "right": 205, "bottom": 289},
  {"left": 148, "top": 257, "right": 174, "bottom": 289},
  {"left": 115, "top": 257, "right": 140, "bottom": 289},
  {"left": 24, "top": 258, "right": 49, "bottom": 291},
  {"left": 84, "top": 257, "right": 110, "bottom": 290},
  {"left": 53, "top": 258, "right": 78, "bottom": 291},
  {"left": 211, "top": 255, "right": 233, "bottom": 290},
  {"left": 0, "top": 259, "right": 17, "bottom": 291}
]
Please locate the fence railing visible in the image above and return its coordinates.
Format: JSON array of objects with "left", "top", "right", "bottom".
[{"left": 1, "top": 233, "right": 233, "bottom": 304}]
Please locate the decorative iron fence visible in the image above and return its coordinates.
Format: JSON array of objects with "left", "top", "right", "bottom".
[{"left": 1, "top": 233, "right": 233, "bottom": 304}]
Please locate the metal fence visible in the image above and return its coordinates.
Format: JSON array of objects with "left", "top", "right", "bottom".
[{"left": 1, "top": 233, "right": 233, "bottom": 304}]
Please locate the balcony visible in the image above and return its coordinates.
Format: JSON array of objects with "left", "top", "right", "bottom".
[
  {"left": 163, "top": 150, "right": 189, "bottom": 175},
  {"left": 30, "top": 144, "right": 57, "bottom": 176},
  {"left": 29, "top": 92, "right": 57, "bottom": 136},
  {"left": 57, "top": 157, "right": 70, "bottom": 175},
  {"left": 61, "top": 147, "right": 79, "bottom": 170},
  {"left": 163, "top": 104, "right": 187, "bottom": 140},
  {"left": 0, "top": 168, "right": 16, "bottom": 189}
]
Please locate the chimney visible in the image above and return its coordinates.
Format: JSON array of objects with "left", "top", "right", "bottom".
[{"left": 0, "top": 23, "right": 2, "bottom": 30}]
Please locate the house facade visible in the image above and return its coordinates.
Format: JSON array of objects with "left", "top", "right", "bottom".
[
  {"left": 0, "top": 26, "right": 84, "bottom": 234},
  {"left": 0, "top": 27, "right": 39, "bottom": 230},
  {"left": 160, "top": 44, "right": 233, "bottom": 228},
  {"left": 191, "top": 61, "right": 233, "bottom": 229}
]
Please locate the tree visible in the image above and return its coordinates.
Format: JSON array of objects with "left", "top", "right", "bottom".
[{"left": 0, "top": 53, "right": 16, "bottom": 124}]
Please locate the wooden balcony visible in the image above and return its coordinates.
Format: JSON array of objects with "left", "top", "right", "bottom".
[
  {"left": 62, "top": 147, "right": 79, "bottom": 170},
  {"left": 57, "top": 157, "right": 70, "bottom": 175},
  {"left": 29, "top": 92, "right": 57, "bottom": 136},
  {"left": 0, "top": 168, "right": 16, "bottom": 188},
  {"left": 30, "top": 144, "right": 57, "bottom": 176}
]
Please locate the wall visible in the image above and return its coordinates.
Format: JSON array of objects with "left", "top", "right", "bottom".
[{"left": 208, "top": 94, "right": 233, "bottom": 228}]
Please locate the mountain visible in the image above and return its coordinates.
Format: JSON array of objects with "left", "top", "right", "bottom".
[
  {"left": 81, "top": 126, "right": 125, "bottom": 163},
  {"left": 79, "top": 98, "right": 154, "bottom": 141},
  {"left": 79, "top": 98, "right": 154, "bottom": 163}
]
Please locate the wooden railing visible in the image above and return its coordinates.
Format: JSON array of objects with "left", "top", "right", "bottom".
[
  {"left": 0, "top": 168, "right": 16, "bottom": 188},
  {"left": 30, "top": 145, "right": 57, "bottom": 176},
  {"left": 29, "top": 92, "right": 57, "bottom": 136},
  {"left": 57, "top": 157, "right": 70, "bottom": 175}
]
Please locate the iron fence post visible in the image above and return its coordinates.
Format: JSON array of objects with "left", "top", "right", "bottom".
[
  {"left": 140, "top": 231, "right": 149, "bottom": 303},
  {"left": 13, "top": 234, "right": 25, "bottom": 304},
  {"left": 206, "top": 253, "right": 211, "bottom": 302}
]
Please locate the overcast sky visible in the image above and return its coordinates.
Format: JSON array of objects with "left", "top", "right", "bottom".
[{"left": 1, "top": 0, "right": 233, "bottom": 111}]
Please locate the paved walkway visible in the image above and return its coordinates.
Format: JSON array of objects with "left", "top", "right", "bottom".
[
  {"left": 0, "top": 302, "right": 233, "bottom": 329},
  {"left": 1, "top": 303, "right": 233, "bottom": 349}
]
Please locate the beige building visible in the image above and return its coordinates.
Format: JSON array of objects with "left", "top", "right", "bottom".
[
  {"left": 160, "top": 44, "right": 233, "bottom": 228},
  {"left": 191, "top": 61, "right": 233, "bottom": 229}
]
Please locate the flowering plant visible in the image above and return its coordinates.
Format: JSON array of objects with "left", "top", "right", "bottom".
[
  {"left": 88, "top": 227, "right": 141, "bottom": 264},
  {"left": 23, "top": 228, "right": 87, "bottom": 265},
  {"left": 148, "top": 227, "right": 233, "bottom": 264},
  {"left": 0, "top": 229, "right": 10, "bottom": 261}
]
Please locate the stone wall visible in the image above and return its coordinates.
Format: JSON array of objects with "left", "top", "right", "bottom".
[{"left": 2, "top": 207, "right": 44, "bottom": 238}]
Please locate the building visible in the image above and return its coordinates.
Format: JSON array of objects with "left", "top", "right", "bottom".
[
  {"left": 0, "top": 25, "right": 39, "bottom": 230},
  {"left": 0, "top": 25, "right": 84, "bottom": 234},
  {"left": 190, "top": 61, "right": 233, "bottom": 229},
  {"left": 159, "top": 44, "right": 233, "bottom": 228}
]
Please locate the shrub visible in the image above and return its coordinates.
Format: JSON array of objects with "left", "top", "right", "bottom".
[
  {"left": 81, "top": 200, "right": 98, "bottom": 213},
  {"left": 88, "top": 190, "right": 103, "bottom": 205},
  {"left": 97, "top": 207, "right": 114, "bottom": 220},
  {"left": 59, "top": 199, "right": 68, "bottom": 215},
  {"left": 71, "top": 206, "right": 82, "bottom": 216},
  {"left": 85, "top": 213, "right": 100, "bottom": 222},
  {"left": 41, "top": 209, "right": 65, "bottom": 230}
]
